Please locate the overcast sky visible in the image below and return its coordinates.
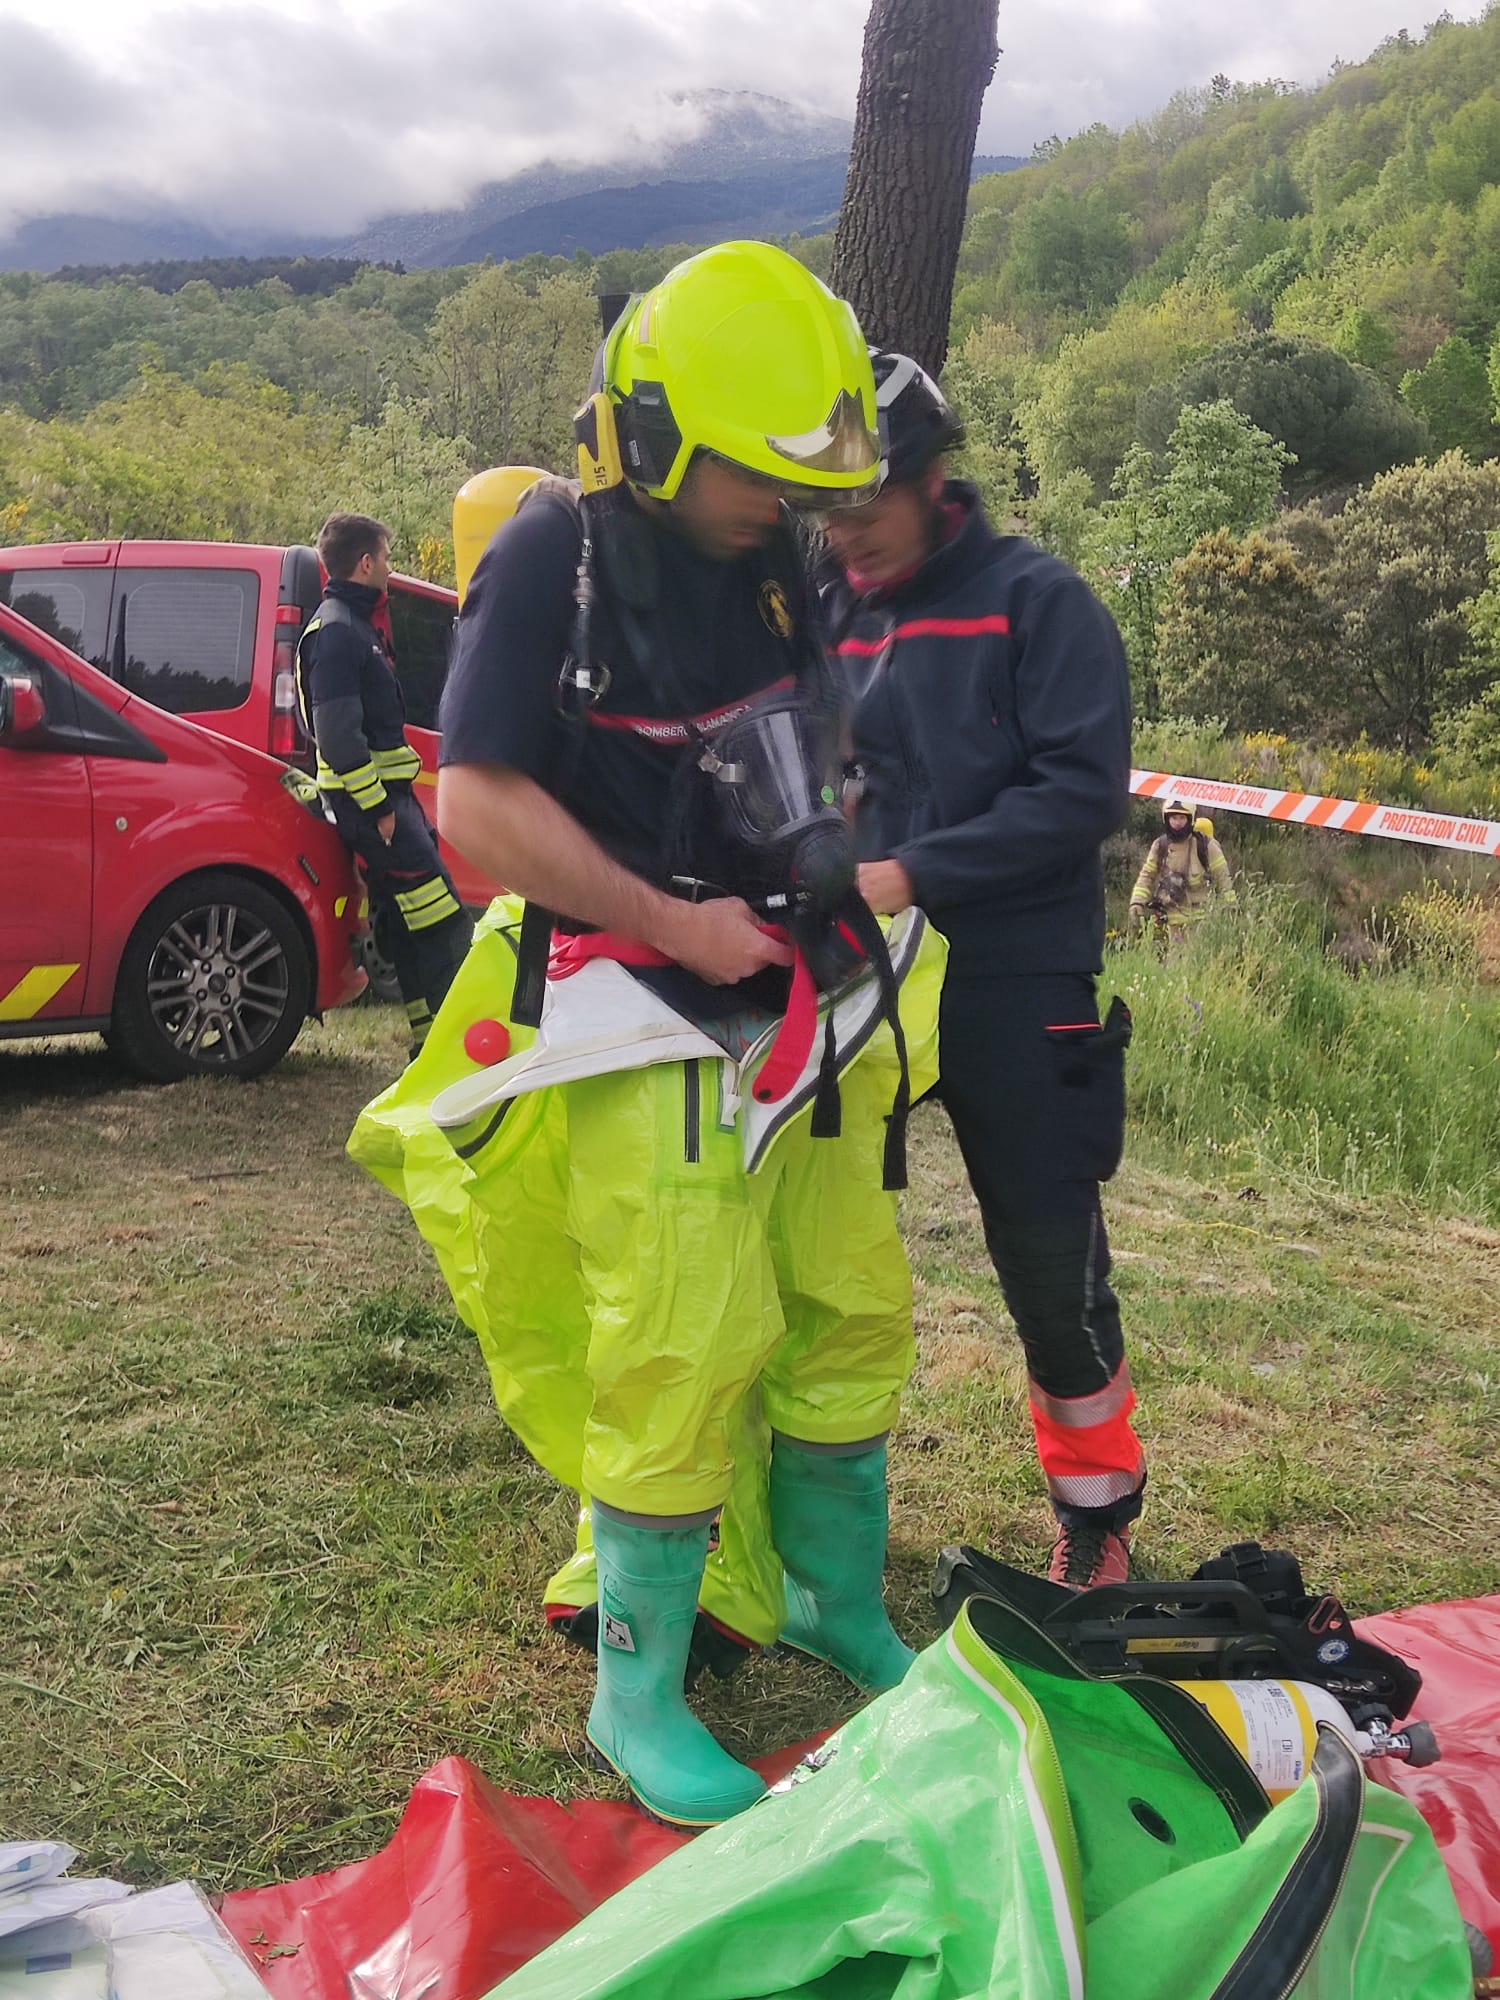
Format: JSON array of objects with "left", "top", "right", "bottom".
[{"left": 0, "top": 0, "right": 1485, "bottom": 237}]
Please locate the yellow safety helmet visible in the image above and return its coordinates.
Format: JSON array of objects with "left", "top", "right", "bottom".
[
  {"left": 601, "top": 241, "right": 881, "bottom": 508},
  {"left": 452, "top": 465, "right": 548, "bottom": 604},
  {"left": 1162, "top": 797, "right": 1195, "bottom": 824}
]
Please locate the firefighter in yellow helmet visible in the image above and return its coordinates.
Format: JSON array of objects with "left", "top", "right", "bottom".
[
  {"left": 351, "top": 242, "right": 943, "bottom": 1829},
  {"left": 1128, "top": 798, "right": 1238, "bottom": 948}
]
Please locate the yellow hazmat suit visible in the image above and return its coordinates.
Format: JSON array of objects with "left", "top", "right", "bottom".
[{"left": 349, "top": 897, "right": 944, "bottom": 1648}]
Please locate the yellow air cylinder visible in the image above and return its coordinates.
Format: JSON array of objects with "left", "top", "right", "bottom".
[
  {"left": 453, "top": 466, "right": 549, "bottom": 604},
  {"left": 1176, "top": 1679, "right": 1359, "bottom": 1802}
]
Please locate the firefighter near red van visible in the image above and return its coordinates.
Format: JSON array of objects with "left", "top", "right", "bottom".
[{"left": 296, "top": 513, "right": 472, "bottom": 1054}]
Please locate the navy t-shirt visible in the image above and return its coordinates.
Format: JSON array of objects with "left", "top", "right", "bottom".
[{"left": 439, "top": 492, "right": 806, "bottom": 901}]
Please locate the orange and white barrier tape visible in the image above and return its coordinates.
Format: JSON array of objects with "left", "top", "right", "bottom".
[{"left": 1131, "top": 769, "right": 1500, "bottom": 857}]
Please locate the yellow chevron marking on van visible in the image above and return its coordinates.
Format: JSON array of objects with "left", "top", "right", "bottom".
[{"left": 0, "top": 964, "right": 82, "bottom": 1020}]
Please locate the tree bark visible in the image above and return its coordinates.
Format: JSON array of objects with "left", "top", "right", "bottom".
[{"left": 830, "top": 0, "right": 1001, "bottom": 376}]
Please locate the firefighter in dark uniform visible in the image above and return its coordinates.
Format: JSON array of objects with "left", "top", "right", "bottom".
[
  {"left": 297, "top": 512, "right": 471, "bottom": 1053},
  {"left": 821, "top": 354, "right": 1146, "bottom": 1592}
]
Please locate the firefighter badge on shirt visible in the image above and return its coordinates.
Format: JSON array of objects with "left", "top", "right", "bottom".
[{"left": 758, "top": 579, "right": 795, "bottom": 640}]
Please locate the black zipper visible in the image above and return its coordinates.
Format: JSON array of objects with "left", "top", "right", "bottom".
[
  {"left": 882, "top": 646, "right": 926, "bottom": 801},
  {"left": 683, "top": 1060, "right": 701, "bottom": 1163},
  {"left": 1209, "top": 1728, "right": 1363, "bottom": 2000}
]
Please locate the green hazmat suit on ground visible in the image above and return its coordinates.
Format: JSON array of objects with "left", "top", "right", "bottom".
[{"left": 489, "top": 1592, "right": 1473, "bottom": 2000}]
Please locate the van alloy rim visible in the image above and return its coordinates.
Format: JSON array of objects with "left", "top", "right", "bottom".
[{"left": 146, "top": 903, "right": 291, "bottom": 1062}]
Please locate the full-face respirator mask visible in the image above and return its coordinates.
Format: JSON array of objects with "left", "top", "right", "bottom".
[{"left": 696, "top": 688, "right": 864, "bottom": 992}]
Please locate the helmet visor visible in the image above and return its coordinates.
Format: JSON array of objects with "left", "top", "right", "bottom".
[
  {"left": 699, "top": 449, "right": 884, "bottom": 514},
  {"left": 763, "top": 387, "right": 882, "bottom": 509}
]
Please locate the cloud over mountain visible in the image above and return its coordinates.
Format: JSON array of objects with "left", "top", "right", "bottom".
[{"left": 0, "top": 0, "right": 1487, "bottom": 240}]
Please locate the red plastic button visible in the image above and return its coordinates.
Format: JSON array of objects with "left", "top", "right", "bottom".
[{"left": 464, "top": 1019, "right": 511, "bottom": 1065}]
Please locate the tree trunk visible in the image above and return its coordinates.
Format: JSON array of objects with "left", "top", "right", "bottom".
[{"left": 829, "top": 0, "right": 1000, "bottom": 376}]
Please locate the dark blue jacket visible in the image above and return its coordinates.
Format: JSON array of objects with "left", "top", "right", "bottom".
[
  {"left": 295, "top": 580, "right": 420, "bottom": 813},
  {"left": 823, "top": 484, "right": 1131, "bottom": 975}
]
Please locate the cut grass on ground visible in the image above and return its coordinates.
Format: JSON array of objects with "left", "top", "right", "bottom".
[{"left": 2, "top": 1007, "right": 1496, "bottom": 1890}]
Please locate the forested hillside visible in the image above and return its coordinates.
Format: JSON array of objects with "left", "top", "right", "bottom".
[
  {"left": 4, "top": 10, "right": 1500, "bottom": 802},
  {"left": 940, "top": 7, "right": 1500, "bottom": 799},
  {"left": 0, "top": 243, "right": 725, "bottom": 578}
]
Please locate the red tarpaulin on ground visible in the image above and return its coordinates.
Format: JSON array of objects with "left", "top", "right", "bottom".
[
  {"left": 220, "top": 1597, "right": 1500, "bottom": 1999},
  {"left": 1361, "top": 1596, "right": 1500, "bottom": 1962},
  {"left": 220, "top": 1739, "right": 814, "bottom": 1998}
]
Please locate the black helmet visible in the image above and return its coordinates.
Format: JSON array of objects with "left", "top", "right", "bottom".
[{"left": 870, "top": 349, "right": 965, "bottom": 486}]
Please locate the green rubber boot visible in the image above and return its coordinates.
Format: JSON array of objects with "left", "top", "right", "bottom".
[
  {"left": 770, "top": 1439, "right": 917, "bottom": 1693},
  {"left": 586, "top": 1513, "right": 767, "bottom": 1828}
]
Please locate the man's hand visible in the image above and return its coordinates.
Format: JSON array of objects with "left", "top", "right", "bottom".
[
  {"left": 655, "top": 897, "right": 795, "bottom": 986},
  {"left": 375, "top": 810, "right": 396, "bottom": 845},
  {"left": 858, "top": 858, "right": 916, "bottom": 916},
  {"left": 440, "top": 765, "right": 792, "bottom": 981}
]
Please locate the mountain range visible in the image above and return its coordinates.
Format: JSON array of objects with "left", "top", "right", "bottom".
[{"left": 0, "top": 92, "right": 1023, "bottom": 274}]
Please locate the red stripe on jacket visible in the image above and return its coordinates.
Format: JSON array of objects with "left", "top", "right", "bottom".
[{"left": 837, "top": 614, "right": 1012, "bottom": 657}]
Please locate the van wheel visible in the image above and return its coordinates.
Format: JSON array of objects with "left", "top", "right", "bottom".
[
  {"left": 111, "top": 874, "right": 312, "bottom": 1082},
  {"left": 358, "top": 903, "right": 404, "bottom": 1007}
]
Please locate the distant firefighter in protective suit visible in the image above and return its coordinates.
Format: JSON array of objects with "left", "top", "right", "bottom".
[
  {"left": 352, "top": 244, "right": 943, "bottom": 1831},
  {"left": 1128, "top": 797, "right": 1238, "bottom": 949},
  {"left": 296, "top": 512, "right": 470, "bottom": 1054}
]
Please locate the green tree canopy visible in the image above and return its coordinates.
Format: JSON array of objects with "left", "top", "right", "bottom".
[
  {"left": 1019, "top": 285, "right": 1238, "bottom": 495},
  {"left": 1157, "top": 528, "right": 1334, "bottom": 734},
  {"left": 421, "top": 266, "right": 599, "bottom": 472},
  {"left": 941, "top": 317, "right": 1035, "bottom": 522},
  {"left": 338, "top": 396, "right": 476, "bottom": 580},
  {"left": 0, "top": 365, "right": 342, "bottom": 544},
  {"left": 1324, "top": 450, "right": 1500, "bottom": 748},
  {"left": 1400, "top": 336, "right": 1498, "bottom": 461},
  {"left": 1138, "top": 331, "right": 1427, "bottom": 495},
  {"left": 1080, "top": 400, "right": 1289, "bottom": 718},
  {"left": 1155, "top": 398, "right": 1294, "bottom": 546},
  {"left": 1003, "top": 185, "right": 1134, "bottom": 318}
]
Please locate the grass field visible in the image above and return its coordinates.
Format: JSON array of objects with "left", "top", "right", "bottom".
[{"left": 2, "top": 998, "right": 1497, "bottom": 1892}]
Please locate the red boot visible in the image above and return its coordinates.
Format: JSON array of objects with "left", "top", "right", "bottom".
[{"left": 1048, "top": 1514, "right": 1133, "bottom": 1591}]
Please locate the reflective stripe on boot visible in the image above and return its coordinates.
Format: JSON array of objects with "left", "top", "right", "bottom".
[
  {"left": 770, "top": 1438, "right": 916, "bottom": 1693},
  {"left": 586, "top": 1512, "right": 766, "bottom": 1828}
]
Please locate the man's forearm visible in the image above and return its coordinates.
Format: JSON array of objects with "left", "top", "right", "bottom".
[{"left": 438, "top": 762, "right": 679, "bottom": 950}]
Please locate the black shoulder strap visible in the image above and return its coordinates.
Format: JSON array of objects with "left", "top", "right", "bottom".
[
  {"left": 1196, "top": 830, "right": 1211, "bottom": 869},
  {"left": 508, "top": 490, "right": 588, "bottom": 1030},
  {"left": 294, "top": 593, "right": 359, "bottom": 730},
  {"left": 316, "top": 593, "right": 353, "bottom": 629}
]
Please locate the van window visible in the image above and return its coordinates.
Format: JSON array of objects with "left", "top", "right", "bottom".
[
  {"left": 112, "top": 568, "right": 259, "bottom": 713},
  {"left": 387, "top": 587, "right": 455, "bottom": 732},
  {"left": 0, "top": 569, "right": 113, "bottom": 670}
]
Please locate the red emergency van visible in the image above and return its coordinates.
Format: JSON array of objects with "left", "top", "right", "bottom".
[
  {"left": 0, "top": 599, "right": 367, "bottom": 1079},
  {"left": 0, "top": 541, "right": 492, "bottom": 905}
]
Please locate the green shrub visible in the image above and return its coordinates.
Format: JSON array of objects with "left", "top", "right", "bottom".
[{"left": 1382, "top": 882, "right": 1486, "bottom": 977}]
